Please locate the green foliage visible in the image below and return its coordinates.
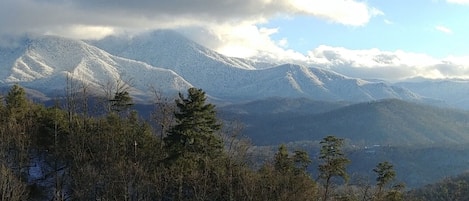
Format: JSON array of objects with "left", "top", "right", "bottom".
[
  {"left": 0, "top": 163, "right": 28, "bottom": 201},
  {"left": 5, "top": 84, "right": 29, "bottom": 120},
  {"left": 257, "top": 163, "right": 317, "bottom": 201},
  {"left": 319, "top": 135, "right": 350, "bottom": 201},
  {"left": 293, "top": 150, "right": 312, "bottom": 171},
  {"left": 319, "top": 136, "right": 350, "bottom": 182},
  {"left": 408, "top": 172, "right": 469, "bottom": 201},
  {"left": 5, "top": 84, "right": 28, "bottom": 110},
  {"left": 109, "top": 90, "right": 133, "bottom": 113},
  {"left": 164, "top": 88, "right": 223, "bottom": 163},
  {"left": 373, "top": 161, "right": 398, "bottom": 200},
  {"left": 384, "top": 183, "right": 405, "bottom": 201},
  {"left": 374, "top": 161, "right": 396, "bottom": 189},
  {"left": 8, "top": 84, "right": 461, "bottom": 201},
  {"left": 34, "top": 105, "right": 69, "bottom": 152},
  {"left": 161, "top": 88, "right": 227, "bottom": 200},
  {"left": 274, "top": 144, "right": 312, "bottom": 175},
  {"left": 255, "top": 144, "right": 318, "bottom": 200},
  {"left": 274, "top": 144, "right": 292, "bottom": 173}
]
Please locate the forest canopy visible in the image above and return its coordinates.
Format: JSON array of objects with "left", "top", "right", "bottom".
[{"left": 0, "top": 84, "right": 453, "bottom": 201}]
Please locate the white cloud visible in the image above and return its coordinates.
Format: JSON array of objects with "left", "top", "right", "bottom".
[
  {"left": 13, "top": 0, "right": 463, "bottom": 82},
  {"left": 384, "top": 19, "right": 394, "bottom": 25},
  {"left": 181, "top": 21, "right": 469, "bottom": 81},
  {"left": 289, "top": 0, "right": 383, "bottom": 26},
  {"left": 277, "top": 38, "right": 289, "bottom": 48},
  {"left": 182, "top": 23, "right": 307, "bottom": 62},
  {"left": 0, "top": 0, "right": 384, "bottom": 72},
  {"left": 0, "top": 0, "right": 381, "bottom": 38},
  {"left": 447, "top": 0, "right": 469, "bottom": 5},
  {"left": 301, "top": 46, "right": 469, "bottom": 81},
  {"left": 435, "top": 25, "right": 453, "bottom": 34},
  {"left": 44, "top": 25, "right": 116, "bottom": 40}
]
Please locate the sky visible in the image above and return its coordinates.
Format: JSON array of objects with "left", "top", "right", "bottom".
[{"left": 2, "top": 0, "right": 469, "bottom": 81}]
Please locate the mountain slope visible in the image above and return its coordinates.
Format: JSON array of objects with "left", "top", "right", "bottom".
[
  {"left": 0, "top": 31, "right": 424, "bottom": 103},
  {"left": 220, "top": 97, "right": 349, "bottom": 116},
  {"left": 0, "top": 35, "right": 192, "bottom": 100},
  {"left": 93, "top": 30, "right": 422, "bottom": 102},
  {"left": 235, "top": 99, "right": 469, "bottom": 145},
  {"left": 92, "top": 30, "right": 261, "bottom": 71},
  {"left": 395, "top": 78, "right": 469, "bottom": 109}
]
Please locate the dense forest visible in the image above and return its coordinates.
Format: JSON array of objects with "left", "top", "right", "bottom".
[{"left": 0, "top": 84, "right": 465, "bottom": 201}]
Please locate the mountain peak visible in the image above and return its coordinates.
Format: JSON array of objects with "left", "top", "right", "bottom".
[
  {"left": 0, "top": 31, "right": 424, "bottom": 103},
  {"left": 1, "top": 34, "right": 192, "bottom": 100}
]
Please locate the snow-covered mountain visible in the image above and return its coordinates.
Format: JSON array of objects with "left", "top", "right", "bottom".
[
  {"left": 0, "top": 30, "right": 423, "bottom": 103},
  {"left": 396, "top": 78, "right": 469, "bottom": 109},
  {"left": 91, "top": 30, "right": 269, "bottom": 96},
  {"left": 0, "top": 35, "right": 192, "bottom": 101},
  {"left": 92, "top": 30, "right": 269, "bottom": 71},
  {"left": 92, "top": 30, "right": 422, "bottom": 102}
]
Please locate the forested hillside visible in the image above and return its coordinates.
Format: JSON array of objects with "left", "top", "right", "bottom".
[
  {"left": 408, "top": 172, "right": 469, "bottom": 200},
  {"left": 1, "top": 84, "right": 318, "bottom": 200},
  {"left": 0, "top": 84, "right": 465, "bottom": 201},
  {"left": 220, "top": 98, "right": 469, "bottom": 188},
  {"left": 222, "top": 98, "right": 469, "bottom": 145}
]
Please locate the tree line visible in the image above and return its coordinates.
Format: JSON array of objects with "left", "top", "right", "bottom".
[{"left": 0, "top": 84, "right": 423, "bottom": 201}]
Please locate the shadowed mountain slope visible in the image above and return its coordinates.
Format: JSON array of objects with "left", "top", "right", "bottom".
[{"left": 224, "top": 98, "right": 469, "bottom": 145}]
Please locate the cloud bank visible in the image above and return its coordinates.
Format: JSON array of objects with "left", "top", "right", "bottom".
[
  {"left": 4, "top": 0, "right": 467, "bottom": 82},
  {"left": 0, "top": 0, "right": 383, "bottom": 67},
  {"left": 0, "top": 0, "right": 380, "bottom": 39},
  {"left": 301, "top": 46, "right": 469, "bottom": 81}
]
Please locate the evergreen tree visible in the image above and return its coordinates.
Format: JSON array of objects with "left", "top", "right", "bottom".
[
  {"left": 259, "top": 144, "right": 317, "bottom": 200},
  {"left": 374, "top": 161, "right": 396, "bottom": 199},
  {"left": 109, "top": 91, "right": 133, "bottom": 115},
  {"left": 5, "top": 84, "right": 29, "bottom": 120},
  {"left": 274, "top": 144, "right": 312, "bottom": 175},
  {"left": 162, "top": 88, "right": 222, "bottom": 200},
  {"left": 164, "top": 88, "right": 222, "bottom": 162},
  {"left": 0, "top": 93, "right": 4, "bottom": 113},
  {"left": 318, "top": 135, "right": 350, "bottom": 201},
  {"left": 274, "top": 144, "right": 293, "bottom": 173}
]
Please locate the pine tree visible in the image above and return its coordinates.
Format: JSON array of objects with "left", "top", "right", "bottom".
[
  {"left": 260, "top": 144, "right": 316, "bottom": 200},
  {"left": 274, "top": 144, "right": 293, "bottom": 173},
  {"left": 273, "top": 144, "right": 312, "bottom": 174},
  {"left": 374, "top": 161, "right": 396, "bottom": 199},
  {"left": 162, "top": 88, "right": 222, "bottom": 200},
  {"left": 109, "top": 91, "right": 133, "bottom": 115},
  {"left": 5, "top": 84, "right": 29, "bottom": 120},
  {"left": 164, "top": 88, "right": 222, "bottom": 163},
  {"left": 318, "top": 135, "right": 350, "bottom": 201}
]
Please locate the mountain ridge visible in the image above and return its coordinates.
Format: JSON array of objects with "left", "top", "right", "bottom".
[
  {"left": 227, "top": 98, "right": 469, "bottom": 145},
  {"left": 91, "top": 30, "right": 423, "bottom": 102},
  {"left": 0, "top": 34, "right": 193, "bottom": 100},
  {"left": 395, "top": 78, "right": 469, "bottom": 109},
  {"left": 0, "top": 30, "right": 439, "bottom": 104}
]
